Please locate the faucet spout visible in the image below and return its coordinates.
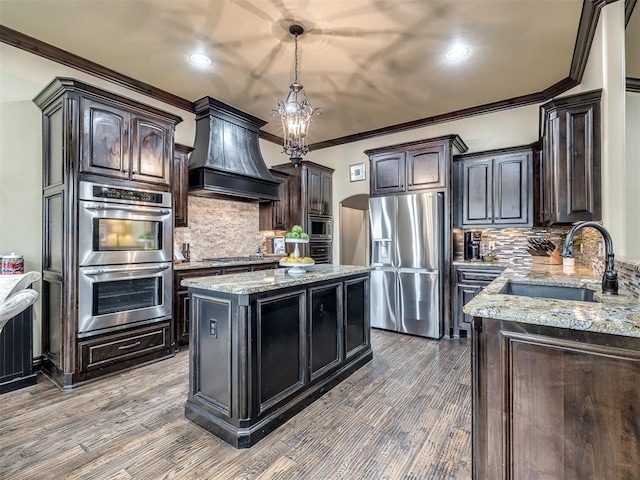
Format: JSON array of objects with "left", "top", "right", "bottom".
[{"left": 560, "top": 221, "right": 618, "bottom": 295}]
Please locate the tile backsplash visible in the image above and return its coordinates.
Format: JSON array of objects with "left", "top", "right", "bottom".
[
  {"left": 174, "top": 196, "right": 263, "bottom": 261},
  {"left": 454, "top": 226, "right": 583, "bottom": 266}
]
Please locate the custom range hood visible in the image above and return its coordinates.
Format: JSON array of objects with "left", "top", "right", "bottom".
[{"left": 188, "top": 96, "right": 281, "bottom": 202}]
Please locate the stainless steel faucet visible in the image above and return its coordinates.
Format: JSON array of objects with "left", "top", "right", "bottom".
[{"left": 560, "top": 221, "right": 618, "bottom": 295}]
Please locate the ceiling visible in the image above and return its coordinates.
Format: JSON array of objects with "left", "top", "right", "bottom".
[{"left": 0, "top": 0, "right": 634, "bottom": 147}]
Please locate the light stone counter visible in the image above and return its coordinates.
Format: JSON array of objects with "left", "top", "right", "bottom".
[
  {"left": 181, "top": 264, "right": 373, "bottom": 295},
  {"left": 174, "top": 257, "right": 280, "bottom": 271},
  {"left": 463, "top": 263, "right": 640, "bottom": 338}
]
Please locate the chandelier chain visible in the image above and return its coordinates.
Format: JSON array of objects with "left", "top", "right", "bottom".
[{"left": 293, "top": 33, "right": 299, "bottom": 84}]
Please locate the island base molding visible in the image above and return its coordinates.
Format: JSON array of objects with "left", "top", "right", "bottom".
[{"left": 185, "top": 349, "right": 372, "bottom": 448}]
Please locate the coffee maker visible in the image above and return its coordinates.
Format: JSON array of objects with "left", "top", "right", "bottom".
[{"left": 464, "top": 231, "right": 482, "bottom": 261}]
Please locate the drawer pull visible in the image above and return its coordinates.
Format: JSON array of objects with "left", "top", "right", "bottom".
[{"left": 118, "top": 341, "right": 141, "bottom": 350}]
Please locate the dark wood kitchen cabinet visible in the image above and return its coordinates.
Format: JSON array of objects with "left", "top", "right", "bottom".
[
  {"left": 309, "top": 282, "right": 343, "bottom": 379},
  {"left": 173, "top": 143, "right": 194, "bottom": 228},
  {"left": 452, "top": 265, "right": 504, "bottom": 338},
  {"left": 537, "top": 89, "right": 602, "bottom": 225},
  {"left": 259, "top": 170, "right": 290, "bottom": 231},
  {"left": 34, "top": 77, "right": 181, "bottom": 389},
  {"left": 79, "top": 96, "right": 176, "bottom": 187},
  {"left": 473, "top": 318, "right": 640, "bottom": 479},
  {"left": 453, "top": 146, "right": 533, "bottom": 228},
  {"left": 267, "top": 161, "right": 334, "bottom": 229},
  {"left": 367, "top": 135, "right": 467, "bottom": 196}
]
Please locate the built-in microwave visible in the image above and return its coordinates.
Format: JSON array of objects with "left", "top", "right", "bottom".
[{"left": 308, "top": 215, "right": 332, "bottom": 241}]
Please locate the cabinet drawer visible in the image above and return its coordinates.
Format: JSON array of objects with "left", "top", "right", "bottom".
[
  {"left": 456, "top": 268, "right": 504, "bottom": 285},
  {"left": 79, "top": 323, "right": 170, "bottom": 372}
]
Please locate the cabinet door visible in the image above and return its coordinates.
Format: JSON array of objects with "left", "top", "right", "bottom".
[
  {"left": 453, "top": 283, "right": 482, "bottom": 338},
  {"left": 554, "top": 103, "right": 601, "bottom": 223},
  {"left": 309, "top": 283, "right": 342, "bottom": 379},
  {"left": 130, "top": 114, "right": 172, "bottom": 186},
  {"left": 370, "top": 152, "right": 406, "bottom": 195},
  {"left": 407, "top": 145, "right": 445, "bottom": 191},
  {"left": 320, "top": 171, "right": 332, "bottom": 215},
  {"left": 81, "top": 98, "right": 129, "bottom": 179},
  {"left": 307, "top": 166, "right": 323, "bottom": 215},
  {"left": 462, "top": 158, "right": 493, "bottom": 225},
  {"left": 175, "top": 290, "right": 190, "bottom": 346},
  {"left": 173, "top": 145, "right": 192, "bottom": 228},
  {"left": 493, "top": 152, "right": 530, "bottom": 225},
  {"left": 344, "top": 277, "right": 369, "bottom": 359}
]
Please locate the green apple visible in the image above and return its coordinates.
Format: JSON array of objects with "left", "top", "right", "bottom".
[
  {"left": 300, "top": 232, "right": 309, "bottom": 239},
  {"left": 291, "top": 225, "right": 303, "bottom": 234}
]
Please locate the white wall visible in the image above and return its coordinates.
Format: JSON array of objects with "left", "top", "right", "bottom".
[
  {"left": 626, "top": 91, "right": 640, "bottom": 257},
  {"left": 565, "top": 2, "right": 627, "bottom": 256}
]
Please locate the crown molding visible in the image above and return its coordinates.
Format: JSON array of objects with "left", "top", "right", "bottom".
[{"left": 0, "top": 0, "right": 620, "bottom": 151}]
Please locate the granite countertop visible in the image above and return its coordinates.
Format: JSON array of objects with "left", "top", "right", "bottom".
[
  {"left": 463, "top": 263, "right": 640, "bottom": 338},
  {"left": 452, "top": 259, "right": 510, "bottom": 268},
  {"left": 174, "top": 257, "right": 281, "bottom": 270},
  {"left": 181, "top": 264, "right": 373, "bottom": 295}
]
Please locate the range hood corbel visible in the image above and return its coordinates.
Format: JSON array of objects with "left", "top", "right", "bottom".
[{"left": 188, "top": 96, "right": 281, "bottom": 202}]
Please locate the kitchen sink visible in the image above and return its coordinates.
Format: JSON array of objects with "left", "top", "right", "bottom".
[{"left": 500, "top": 282, "right": 597, "bottom": 302}]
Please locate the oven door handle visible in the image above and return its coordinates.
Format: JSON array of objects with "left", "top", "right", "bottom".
[
  {"left": 83, "top": 264, "right": 171, "bottom": 276},
  {"left": 83, "top": 203, "right": 171, "bottom": 215}
]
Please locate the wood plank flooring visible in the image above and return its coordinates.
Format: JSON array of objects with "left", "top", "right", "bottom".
[{"left": 0, "top": 330, "right": 471, "bottom": 479}]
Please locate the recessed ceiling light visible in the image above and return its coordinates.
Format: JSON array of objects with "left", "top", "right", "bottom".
[
  {"left": 189, "top": 53, "right": 213, "bottom": 67},
  {"left": 444, "top": 45, "right": 470, "bottom": 62}
]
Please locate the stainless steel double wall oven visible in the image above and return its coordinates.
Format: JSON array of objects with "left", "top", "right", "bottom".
[{"left": 77, "top": 181, "right": 173, "bottom": 336}]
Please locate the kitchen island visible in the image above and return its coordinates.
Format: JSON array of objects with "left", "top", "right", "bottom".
[
  {"left": 464, "top": 263, "right": 640, "bottom": 480},
  {"left": 181, "top": 265, "right": 373, "bottom": 448}
]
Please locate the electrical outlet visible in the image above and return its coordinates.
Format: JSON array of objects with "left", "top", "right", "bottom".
[{"left": 209, "top": 319, "right": 218, "bottom": 338}]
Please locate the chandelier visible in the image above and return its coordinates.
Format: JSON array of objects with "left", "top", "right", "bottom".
[{"left": 271, "top": 24, "right": 321, "bottom": 166}]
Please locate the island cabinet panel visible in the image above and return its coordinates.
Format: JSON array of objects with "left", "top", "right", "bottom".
[
  {"left": 193, "top": 296, "right": 232, "bottom": 416},
  {"left": 473, "top": 318, "right": 640, "bottom": 480},
  {"left": 344, "top": 277, "right": 370, "bottom": 358},
  {"left": 184, "top": 270, "right": 372, "bottom": 448},
  {"left": 309, "top": 283, "right": 343, "bottom": 379},
  {"left": 257, "top": 292, "right": 306, "bottom": 410}
]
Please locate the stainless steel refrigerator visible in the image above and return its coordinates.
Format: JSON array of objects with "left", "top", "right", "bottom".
[{"left": 369, "top": 192, "right": 444, "bottom": 339}]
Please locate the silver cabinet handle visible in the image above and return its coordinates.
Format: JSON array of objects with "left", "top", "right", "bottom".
[
  {"left": 118, "top": 341, "right": 141, "bottom": 350},
  {"left": 83, "top": 264, "right": 170, "bottom": 276},
  {"left": 83, "top": 203, "right": 170, "bottom": 215}
]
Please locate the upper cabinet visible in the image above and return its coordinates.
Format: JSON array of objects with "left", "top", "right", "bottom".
[
  {"left": 537, "top": 89, "right": 602, "bottom": 225},
  {"left": 261, "top": 161, "right": 334, "bottom": 231},
  {"left": 34, "top": 77, "right": 181, "bottom": 191},
  {"left": 173, "top": 143, "right": 194, "bottom": 228},
  {"left": 453, "top": 146, "right": 533, "bottom": 228},
  {"left": 366, "top": 135, "right": 466, "bottom": 196},
  {"left": 259, "top": 170, "right": 290, "bottom": 231},
  {"left": 80, "top": 97, "right": 176, "bottom": 187}
]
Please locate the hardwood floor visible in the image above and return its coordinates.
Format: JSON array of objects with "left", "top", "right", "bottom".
[{"left": 0, "top": 330, "right": 471, "bottom": 479}]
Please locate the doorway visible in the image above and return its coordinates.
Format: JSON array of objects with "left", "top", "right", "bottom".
[{"left": 339, "top": 194, "right": 369, "bottom": 266}]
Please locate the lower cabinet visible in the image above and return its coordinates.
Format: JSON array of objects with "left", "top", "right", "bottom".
[
  {"left": 452, "top": 265, "right": 504, "bottom": 338},
  {"left": 310, "top": 282, "right": 342, "bottom": 379},
  {"left": 78, "top": 322, "right": 171, "bottom": 374},
  {"left": 473, "top": 318, "right": 640, "bottom": 479}
]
